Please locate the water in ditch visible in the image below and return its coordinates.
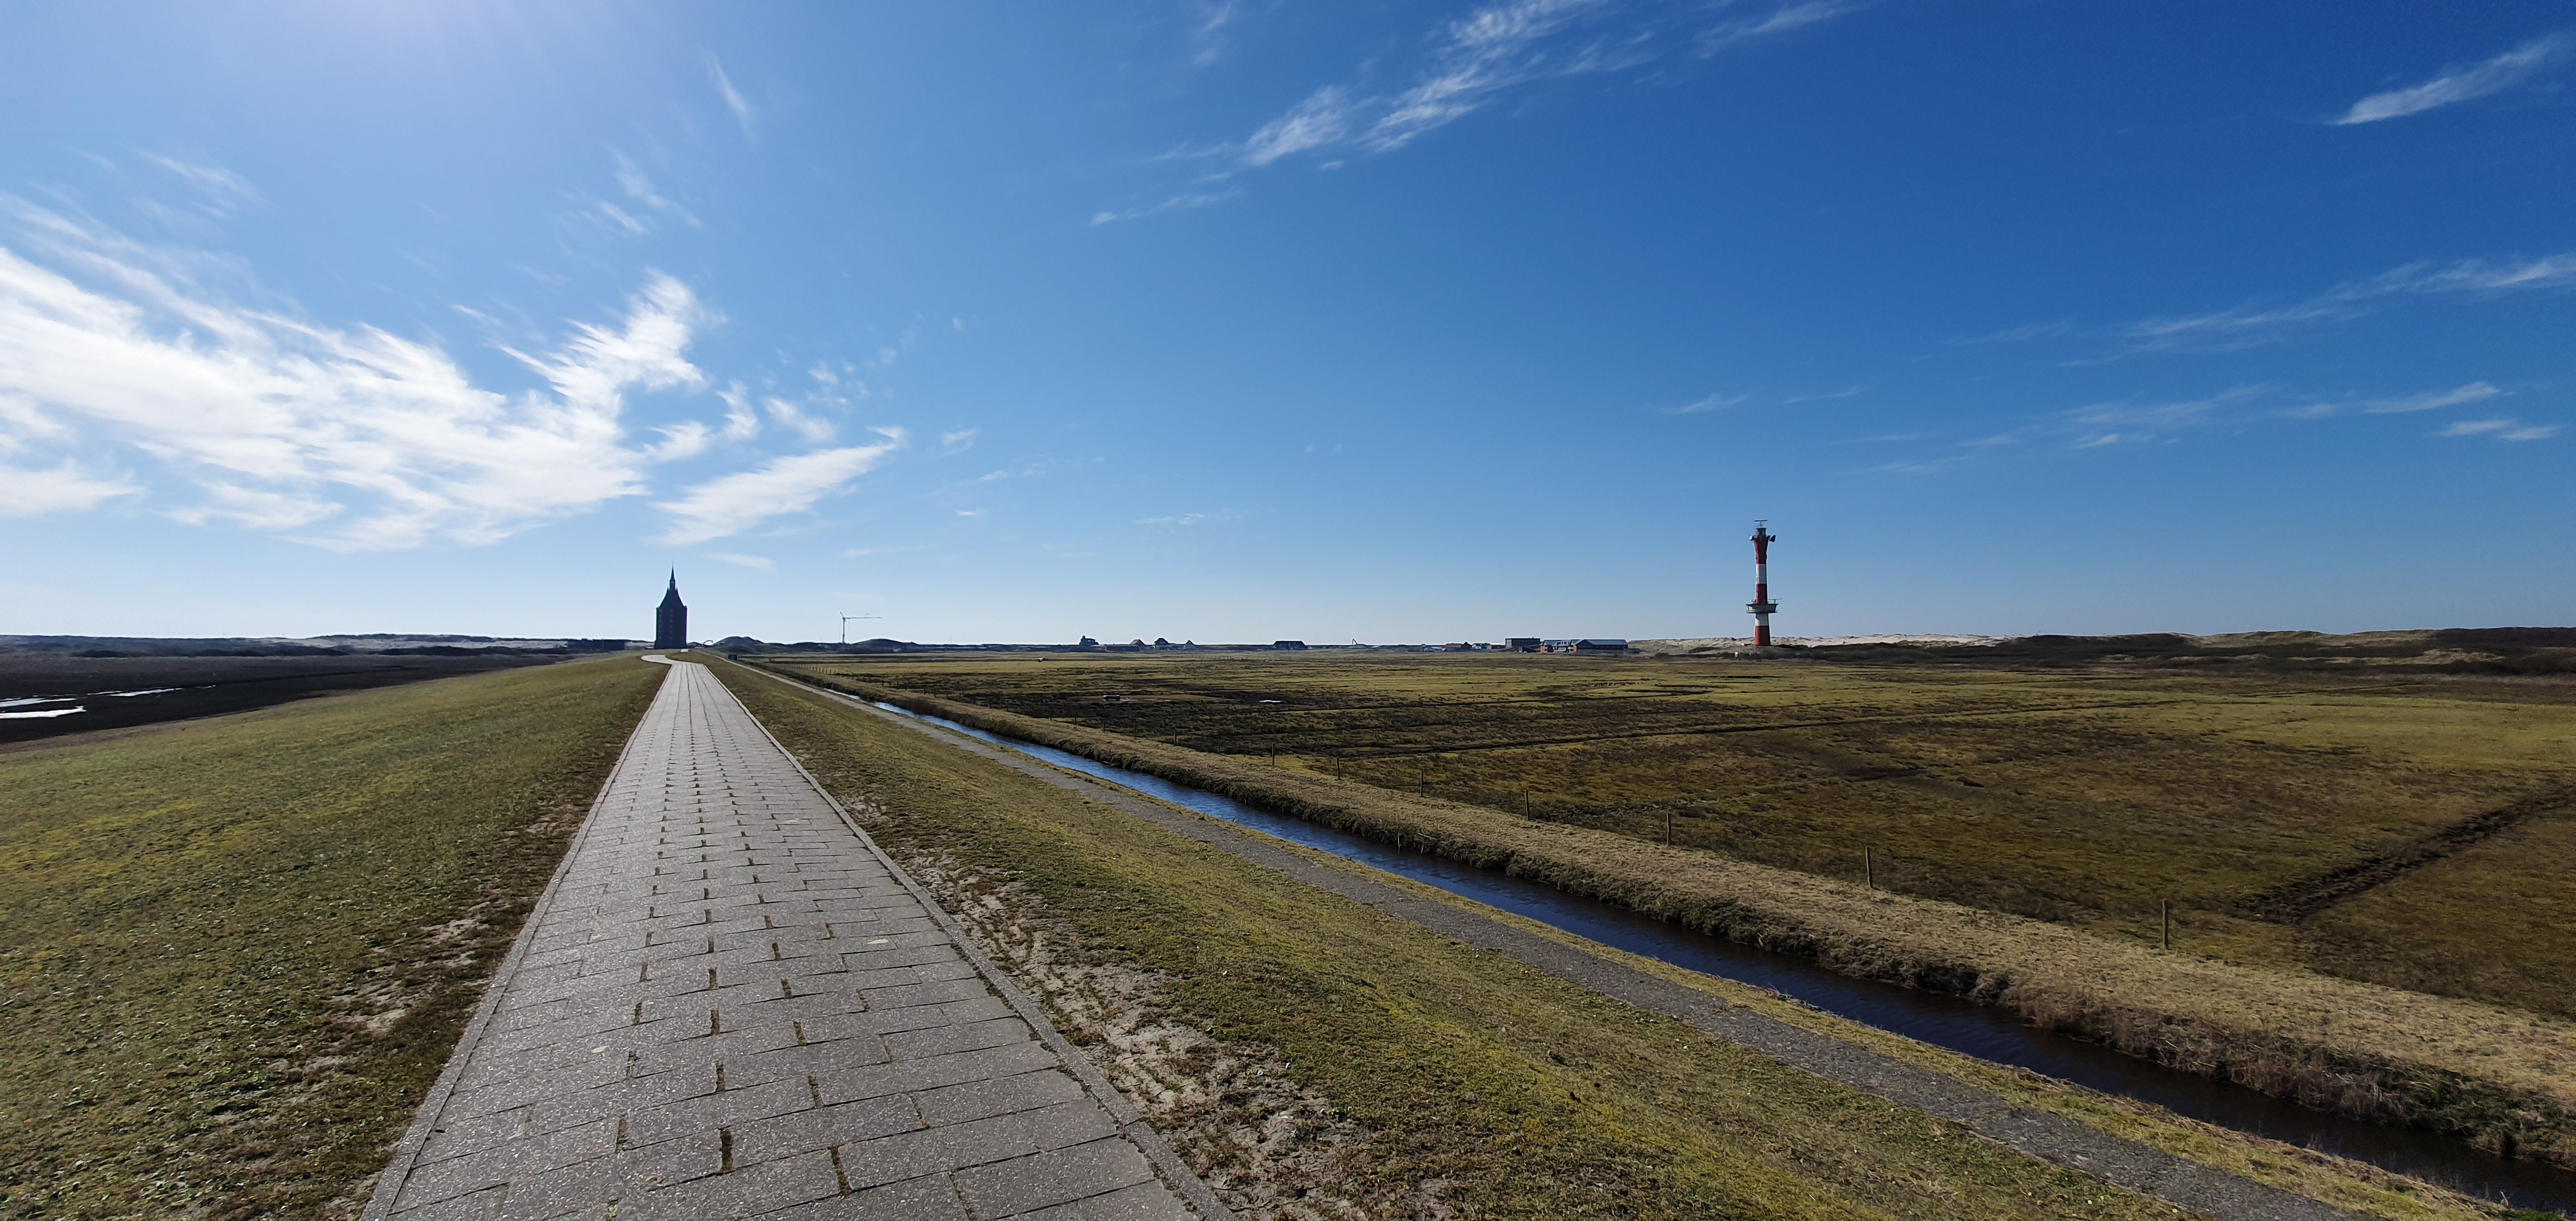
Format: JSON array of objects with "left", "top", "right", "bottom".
[{"left": 871, "top": 700, "right": 2576, "bottom": 1214}]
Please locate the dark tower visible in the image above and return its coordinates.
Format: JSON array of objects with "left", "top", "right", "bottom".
[{"left": 655, "top": 571, "right": 689, "bottom": 649}]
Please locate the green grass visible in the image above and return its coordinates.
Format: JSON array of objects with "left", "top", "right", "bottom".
[
  {"left": 0, "top": 655, "right": 664, "bottom": 1221},
  {"left": 709, "top": 658, "right": 2499, "bottom": 1221},
  {"left": 764, "top": 651, "right": 2576, "bottom": 1019}
]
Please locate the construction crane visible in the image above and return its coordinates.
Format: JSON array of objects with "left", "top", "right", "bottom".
[{"left": 840, "top": 613, "right": 882, "bottom": 645}]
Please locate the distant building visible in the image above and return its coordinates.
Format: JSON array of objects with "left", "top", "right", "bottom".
[
  {"left": 1272, "top": 640, "right": 1308, "bottom": 651},
  {"left": 1569, "top": 638, "right": 1629, "bottom": 654},
  {"left": 654, "top": 572, "right": 688, "bottom": 649},
  {"left": 1504, "top": 637, "right": 1543, "bottom": 652}
]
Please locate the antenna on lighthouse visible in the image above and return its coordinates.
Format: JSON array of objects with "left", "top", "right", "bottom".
[{"left": 1746, "top": 522, "right": 1779, "bottom": 647}]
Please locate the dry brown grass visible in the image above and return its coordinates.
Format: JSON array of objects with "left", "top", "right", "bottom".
[
  {"left": 0, "top": 655, "right": 663, "bottom": 1219},
  {"left": 769, "top": 662, "right": 2576, "bottom": 1171}
]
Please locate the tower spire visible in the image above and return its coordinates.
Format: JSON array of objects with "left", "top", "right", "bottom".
[{"left": 655, "top": 571, "right": 689, "bottom": 649}]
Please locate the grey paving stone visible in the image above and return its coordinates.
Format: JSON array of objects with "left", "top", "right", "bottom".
[
  {"left": 952, "top": 1138, "right": 1158, "bottom": 1219},
  {"left": 1014, "top": 1180, "right": 1195, "bottom": 1221},
  {"left": 912, "top": 1069, "right": 1085, "bottom": 1127},
  {"left": 764, "top": 1172, "right": 969, "bottom": 1221},
  {"left": 368, "top": 661, "right": 1202, "bottom": 1221}
]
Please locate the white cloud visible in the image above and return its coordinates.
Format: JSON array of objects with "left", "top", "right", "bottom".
[
  {"left": 2335, "top": 34, "right": 2569, "bottom": 125},
  {"left": 140, "top": 154, "right": 261, "bottom": 215},
  {"left": 643, "top": 420, "right": 714, "bottom": 461},
  {"left": 0, "top": 460, "right": 137, "bottom": 517},
  {"left": 1190, "top": 1, "right": 1239, "bottom": 66},
  {"left": 1958, "top": 318, "right": 2076, "bottom": 344},
  {"left": 656, "top": 433, "right": 906, "bottom": 545},
  {"left": 941, "top": 428, "right": 979, "bottom": 453},
  {"left": 2064, "top": 387, "right": 2257, "bottom": 439},
  {"left": 0, "top": 201, "right": 723, "bottom": 549},
  {"left": 2124, "top": 253, "right": 2576, "bottom": 352},
  {"left": 1246, "top": 87, "right": 1359, "bottom": 166},
  {"left": 707, "top": 54, "right": 756, "bottom": 136},
  {"left": 1369, "top": 0, "right": 1609, "bottom": 153},
  {"left": 2363, "top": 381, "right": 2503, "bottom": 414},
  {"left": 167, "top": 481, "right": 339, "bottom": 530},
  {"left": 1091, "top": 189, "right": 1244, "bottom": 225},
  {"left": 1660, "top": 391, "right": 1745, "bottom": 415},
  {"left": 610, "top": 150, "right": 699, "bottom": 230},
  {"left": 718, "top": 385, "right": 761, "bottom": 441},
  {"left": 1221, "top": 0, "right": 1850, "bottom": 172},
  {"left": 705, "top": 551, "right": 774, "bottom": 570},
  {"left": 763, "top": 396, "right": 836, "bottom": 443},
  {"left": 1698, "top": 1, "right": 1855, "bottom": 55},
  {"left": 2442, "top": 417, "right": 2558, "bottom": 442}
]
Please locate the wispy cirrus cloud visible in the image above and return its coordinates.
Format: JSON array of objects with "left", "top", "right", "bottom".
[
  {"left": 1244, "top": 87, "right": 1359, "bottom": 167},
  {"left": 1658, "top": 391, "right": 1745, "bottom": 415},
  {"left": 1090, "top": 188, "right": 1243, "bottom": 226},
  {"left": 2061, "top": 386, "right": 2264, "bottom": 448},
  {"left": 2442, "top": 417, "right": 2558, "bottom": 442},
  {"left": 705, "top": 551, "right": 775, "bottom": 570},
  {"left": 610, "top": 150, "right": 699, "bottom": 230},
  {"left": 1698, "top": 0, "right": 1855, "bottom": 54},
  {"left": 656, "top": 429, "right": 907, "bottom": 545},
  {"left": 140, "top": 153, "right": 262, "bottom": 216},
  {"left": 2123, "top": 252, "right": 2576, "bottom": 352},
  {"left": 2364, "top": 381, "right": 2503, "bottom": 414},
  {"left": 1111, "top": 0, "right": 1853, "bottom": 220},
  {"left": 2334, "top": 34, "right": 2570, "bottom": 125},
  {"left": 1957, "top": 317, "right": 2076, "bottom": 345},
  {"left": 707, "top": 53, "right": 756, "bottom": 137},
  {"left": 0, "top": 195, "right": 733, "bottom": 549}
]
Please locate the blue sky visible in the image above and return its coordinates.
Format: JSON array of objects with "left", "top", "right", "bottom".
[{"left": 3, "top": 2, "right": 2571, "bottom": 643}]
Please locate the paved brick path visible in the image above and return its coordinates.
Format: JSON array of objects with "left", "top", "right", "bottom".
[{"left": 365, "top": 659, "right": 1214, "bottom": 1221}]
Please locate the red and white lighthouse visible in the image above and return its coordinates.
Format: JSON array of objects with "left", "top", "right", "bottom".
[{"left": 1746, "top": 522, "right": 1779, "bottom": 646}]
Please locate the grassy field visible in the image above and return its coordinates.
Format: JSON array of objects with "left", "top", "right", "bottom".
[
  {"left": 0, "top": 654, "right": 664, "bottom": 1220},
  {"left": 749, "top": 651, "right": 2576, "bottom": 1170},
  {"left": 760, "top": 651, "right": 2576, "bottom": 1020},
  {"left": 707, "top": 657, "right": 2509, "bottom": 1221}
]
